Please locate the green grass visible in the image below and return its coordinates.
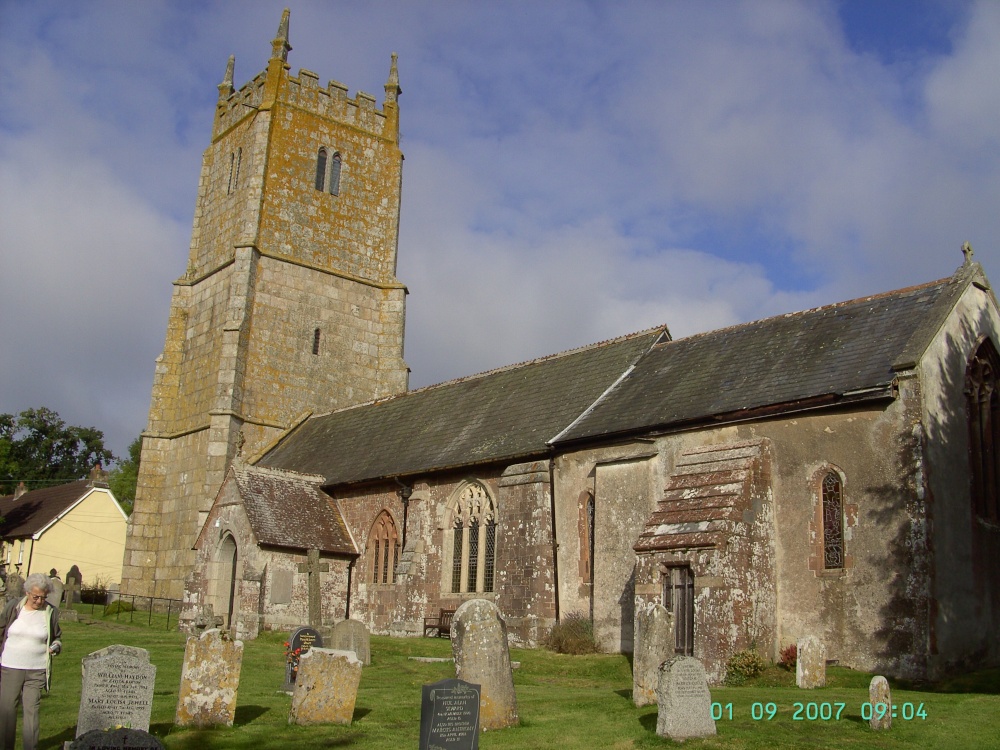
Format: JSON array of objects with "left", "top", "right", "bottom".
[{"left": 25, "top": 616, "right": 1000, "bottom": 749}]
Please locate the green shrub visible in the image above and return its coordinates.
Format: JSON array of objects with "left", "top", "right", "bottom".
[
  {"left": 543, "top": 613, "right": 598, "bottom": 655},
  {"left": 103, "top": 600, "right": 135, "bottom": 616},
  {"left": 725, "top": 648, "right": 767, "bottom": 686}
]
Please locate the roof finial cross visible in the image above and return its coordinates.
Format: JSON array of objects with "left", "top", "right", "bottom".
[{"left": 962, "top": 241, "right": 974, "bottom": 265}]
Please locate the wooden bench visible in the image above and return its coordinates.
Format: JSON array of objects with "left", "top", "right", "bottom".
[{"left": 423, "top": 608, "right": 456, "bottom": 638}]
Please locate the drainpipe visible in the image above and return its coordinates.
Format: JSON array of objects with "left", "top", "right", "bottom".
[
  {"left": 345, "top": 558, "right": 354, "bottom": 620},
  {"left": 548, "top": 458, "right": 560, "bottom": 623},
  {"left": 394, "top": 478, "right": 412, "bottom": 548}
]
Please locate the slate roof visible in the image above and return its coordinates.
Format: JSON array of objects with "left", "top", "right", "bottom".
[
  {"left": 228, "top": 465, "right": 356, "bottom": 555},
  {"left": 0, "top": 480, "right": 97, "bottom": 538},
  {"left": 554, "top": 265, "right": 983, "bottom": 445},
  {"left": 258, "top": 327, "right": 667, "bottom": 485}
]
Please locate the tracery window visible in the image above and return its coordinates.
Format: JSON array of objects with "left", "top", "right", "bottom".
[
  {"left": 368, "top": 511, "right": 400, "bottom": 585},
  {"left": 821, "top": 472, "right": 844, "bottom": 569},
  {"left": 967, "top": 338, "right": 1000, "bottom": 522},
  {"left": 448, "top": 482, "right": 497, "bottom": 594}
]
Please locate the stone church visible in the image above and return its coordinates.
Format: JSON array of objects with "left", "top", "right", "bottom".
[{"left": 122, "top": 11, "right": 1000, "bottom": 683}]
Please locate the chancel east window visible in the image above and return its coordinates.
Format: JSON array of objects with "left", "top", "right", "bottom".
[
  {"left": 449, "top": 482, "right": 497, "bottom": 594},
  {"left": 967, "top": 338, "right": 1000, "bottom": 522},
  {"left": 822, "top": 472, "right": 844, "bottom": 569},
  {"left": 369, "top": 511, "right": 400, "bottom": 585}
]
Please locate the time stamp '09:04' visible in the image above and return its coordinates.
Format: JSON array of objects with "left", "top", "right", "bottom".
[{"left": 710, "top": 701, "right": 928, "bottom": 722}]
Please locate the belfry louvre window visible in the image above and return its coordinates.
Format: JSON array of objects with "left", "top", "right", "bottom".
[
  {"left": 822, "top": 472, "right": 844, "bottom": 569},
  {"left": 967, "top": 338, "right": 1000, "bottom": 522},
  {"left": 315, "top": 148, "right": 328, "bottom": 191},
  {"left": 448, "top": 482, "right": 497, "bottom": 594},
  {"left": 368, "top": 511, "right": 400, "bottom": 585}
]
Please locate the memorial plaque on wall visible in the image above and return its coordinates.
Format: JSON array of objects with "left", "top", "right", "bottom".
[{"left": 420, "top": 678, "right": 481, "bottom": 750}]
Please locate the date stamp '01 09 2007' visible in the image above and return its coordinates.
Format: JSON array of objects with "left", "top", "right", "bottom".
[{"left": 710, "top": 701, "right": 928, "bottom": 722}]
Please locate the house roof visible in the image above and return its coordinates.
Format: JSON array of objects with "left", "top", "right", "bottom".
[
  {"left": 0, "top": 480, "right": 101, "bottom": 539},
  {"left": 227, "top": 465, "right": 356, "bottom": 555},
  {"left": 554, "top": 263, "right": 985, "bottom": 445},
  {"left": 258, "top": 327, "right": 666, "bottom": 485}
]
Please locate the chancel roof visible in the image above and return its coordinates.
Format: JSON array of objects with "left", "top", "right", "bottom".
[
  {"left": 554, "top": 264, "right": 984, "bottom": 445},
  {"left": 258, "top": 328, "right": 667, "bottom": 485},
  {"left": 229, "top": 465, "right": 356, "bottom": 555},
  {"left": 0, "top": 480, "right": 98, "bottom": 539}
]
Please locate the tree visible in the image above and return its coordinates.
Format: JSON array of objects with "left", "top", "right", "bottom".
[
  {"left": 108, "top": 435, "right": 141, "bottom": 515},
  {"left": 0, "top": 407, "right": 115, "bottom": 495}
]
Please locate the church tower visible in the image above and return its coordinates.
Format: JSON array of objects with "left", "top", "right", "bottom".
[{"left": 122, "top": 10, "right": 409, "bottom": 599}]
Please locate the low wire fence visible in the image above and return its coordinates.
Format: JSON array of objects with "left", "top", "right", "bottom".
[{"left": 71, "top": 586, "right": 185, "bottom": 630}]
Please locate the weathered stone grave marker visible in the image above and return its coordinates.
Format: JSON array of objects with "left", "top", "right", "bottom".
[
  {"left": 76, "top": 645, "right": 156, "bottom": 737},
  {"left": 175, "top": 629, "right": 243, "bottom": 727},
  {"left": 330, "top": 618, "right": 371, "bottom": 665},
  {"left": 63, "top": 577, "right": 82, "bottom": 609},
  {"left": 288, "top": 648, "right": 362, "bottom": 726},
  {"left": 67, "top": 565, "right": 83, "bottom": 603},
  {"left": 633, "top": 601, "right": 673, "bottom": 707},
  {"left": 796, "top": 635, "right": 826, "bottom": 688},
  {"left": 420, "top": 678, "right": 481, "bottom": 750},
  {"left": 69, "top": 727, "right": 165, "bottom": 749},
  {"left": 869, "top": 675, "right": 892, "bottom": 730},
  {"left": 451, "top": 599, "right": 518, "bottom": 731},
  {"left": 298, "top": 548, "right": 328, "bottom": 628},
  {"left": 48, "top": 570, "right": 65, "bottom": 608},
  {"left": 282, "top": 625, "right": 322, "bottom": 692},
  {"left": 5, "top": 570, "right": 24, "bottom": 601},
  {"left": 656, "top": 655, "right": 717, "bottom": 740}
]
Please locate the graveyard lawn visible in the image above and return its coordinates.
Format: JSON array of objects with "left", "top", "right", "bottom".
[{"left": 26, "top": 620, "right": 1000, "bottom": 749}]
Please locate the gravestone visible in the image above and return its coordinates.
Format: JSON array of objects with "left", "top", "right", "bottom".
[
  {"left": 5, "top": 571, "right": 23, "bottom": 601},
  {"left": 298, "top": 549, "right": 328, "bottom": 628},
  {"left": 288, "top": 648, "right": 362, "bottom": 726},
  {"left": 869, "top": 675, "right": 892, "bottom": 730},
  {"left": 68, "top": 565, "right": 83, "bottom": 602},
  {"left": 796, "top": 635, "right": 826, "bottom": 689},
  {"left": 282, "top": 626, "right": 323, "bottom": 692},
  {"left": 175, "top": 629, "right": 243, "bottom": 727},
  {"left": 63, "top": 577, "right": 82, "bottom": 609},
  {"left": 330, "top": 618, "right": 371, "bottom": 665},
  {"left": 451, "top": 599, "right": 518, "bottom": 731},
  {"left": 655, "top": 656, "right": 717, "bottom": 740},
  {"left": 76, "top": 645, "right": 156, "bottom": 736},
  {"left": 420, "top": 678, "right": 481, "bottom": 750},
  {"left": 69, "top": 727, "right": 165, "bottom": 749},
  {"left": 632, "top": 601, "right": 673, "bottom": 707},
  {"left": 48, "top": 572, "right": 64, "bottom": 608}
]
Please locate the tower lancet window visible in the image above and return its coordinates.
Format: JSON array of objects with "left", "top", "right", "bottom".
[
  {"left": 329, "top": 153, "right": 342, "bottom": 195},
  {"left": 227, "top": 148, "right": 242, "bottom": 194},
  {"left": 312, "top": 328, "right": 321, "bottom": 355},
  {"left": 315, "top": 148, "right": 342, "bottom": 195},
  {"left": 315, "top": 148, "right": 328, "bottom": 191}
]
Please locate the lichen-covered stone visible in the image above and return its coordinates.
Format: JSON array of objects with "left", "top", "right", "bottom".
[
  {"left": 175, "top": 629, "right": 243, "bottom": 727},
  {"left": 288, "top": 648, "right": 362, "bottom": 726},
  {"left": 796, "top": 635, "right": 826, "bottom": 689},
  {"left": 451, "top": 599, "right": 518, "bottom": 731},
  {"left": 633, "top": 602, "right": 673, "bottom": 707},
  {"left": 869, "top": 675, "right": 892, "bottom": 730}
]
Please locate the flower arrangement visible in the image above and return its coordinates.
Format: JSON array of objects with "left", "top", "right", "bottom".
[{"left": 285, "top": 641, "right": 303, "bottom": 679}]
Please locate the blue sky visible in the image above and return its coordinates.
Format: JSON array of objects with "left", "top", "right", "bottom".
[{"left": 2, "top": 0, "right": 999, "bottom": 460}]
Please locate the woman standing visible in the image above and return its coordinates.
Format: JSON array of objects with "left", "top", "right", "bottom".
[{"left": 0, "top": 572, "right": 62, "bottom": 750}]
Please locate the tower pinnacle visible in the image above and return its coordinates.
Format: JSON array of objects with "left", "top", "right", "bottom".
[
  {"left": 218, "top": 55, "right": 235, "bottom": 101},
  {"left": 384, "top": 52, "right": 401, "bottom": 104},
  {"left": 271, "top": 8, "right": 292, "bottom": 62}
]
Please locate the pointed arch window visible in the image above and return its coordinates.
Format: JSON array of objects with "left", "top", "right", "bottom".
[
  {"left": 315, "top": 148, "right": 328, "bottom": 191},
  {"left": 329, "top": 153, "right": 342, "bottom": 195},
  {"left": 448, "top": 482, "right": 497, "bottom": 594},
  {"left": 368, "top": 511, "right": 400, "bottom": 585},
  {"left": 822, "top": 472, "right": 844, "bottom": 569},
  {"left": 967, "top": 338, "right": 1000, "bottom": 522}
]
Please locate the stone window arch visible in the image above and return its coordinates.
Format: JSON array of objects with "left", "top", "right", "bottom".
[
  {"left": 368, "top": 511, "right": 400, "bottom": 585},
  {"left": 315, "top": 147, "right": 328, "bottom": 191},
  {"left": 444, "top": 481, "right": 497, "bottom": 594},
  {"left": 808, "top": 465, "right": 855, "bottom": 574},
  {"left": 328, "top": 152, "right": 342, "bottom": 195},
  {"left": 967, "top": 337, "right": 1000, "bottom": 522}
]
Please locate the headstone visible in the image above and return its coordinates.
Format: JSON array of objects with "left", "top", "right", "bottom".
[
  {"left": 796, "top": 635, "right": 826, "bottom": 688},
  {"left": 282, "top": 626, "right": 323, "bottom": 692},
  {"left": 76, "top": 645, "right": 156, "bottom": 736},
  {"left": 450, "top": 599, "right": 518, "bottom": 731},
  {"left": 632, "top": 602, "right": 673, "bottom": 707},
  {"left": 655, "top": 656, "right": 717, "bottom": 740},
  {"left": 330, "top": 619, "right": 371, "bottom": 665},
  {"left": 48, "top": 573, "right": 64, "bottom": 608},
  {"left": 420, "top": 678, "right": 481, "bottom": 750},
  {"left": 5, "top": 571, "right": 23, "bottom": 601},
  {"left": 69, "top": 727, "right": 165, "bottom": 750},
  {"left": 297, "top": 549, "right": 329, "bottom": 628},
  {"left": 68, "top": 565, "right": 83, "bottom": 602},
  {"left": 869, "top": 675, "right": 892, "bottom": 730},
  {"left": 288, "top": 648, "right": 362, "bottom": 726},
  {"left": 175, "top": 629, "right": 243, "bottom": 727},
  {"left": 64, "top": 578, "right": 82, "bottom": 609}
]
